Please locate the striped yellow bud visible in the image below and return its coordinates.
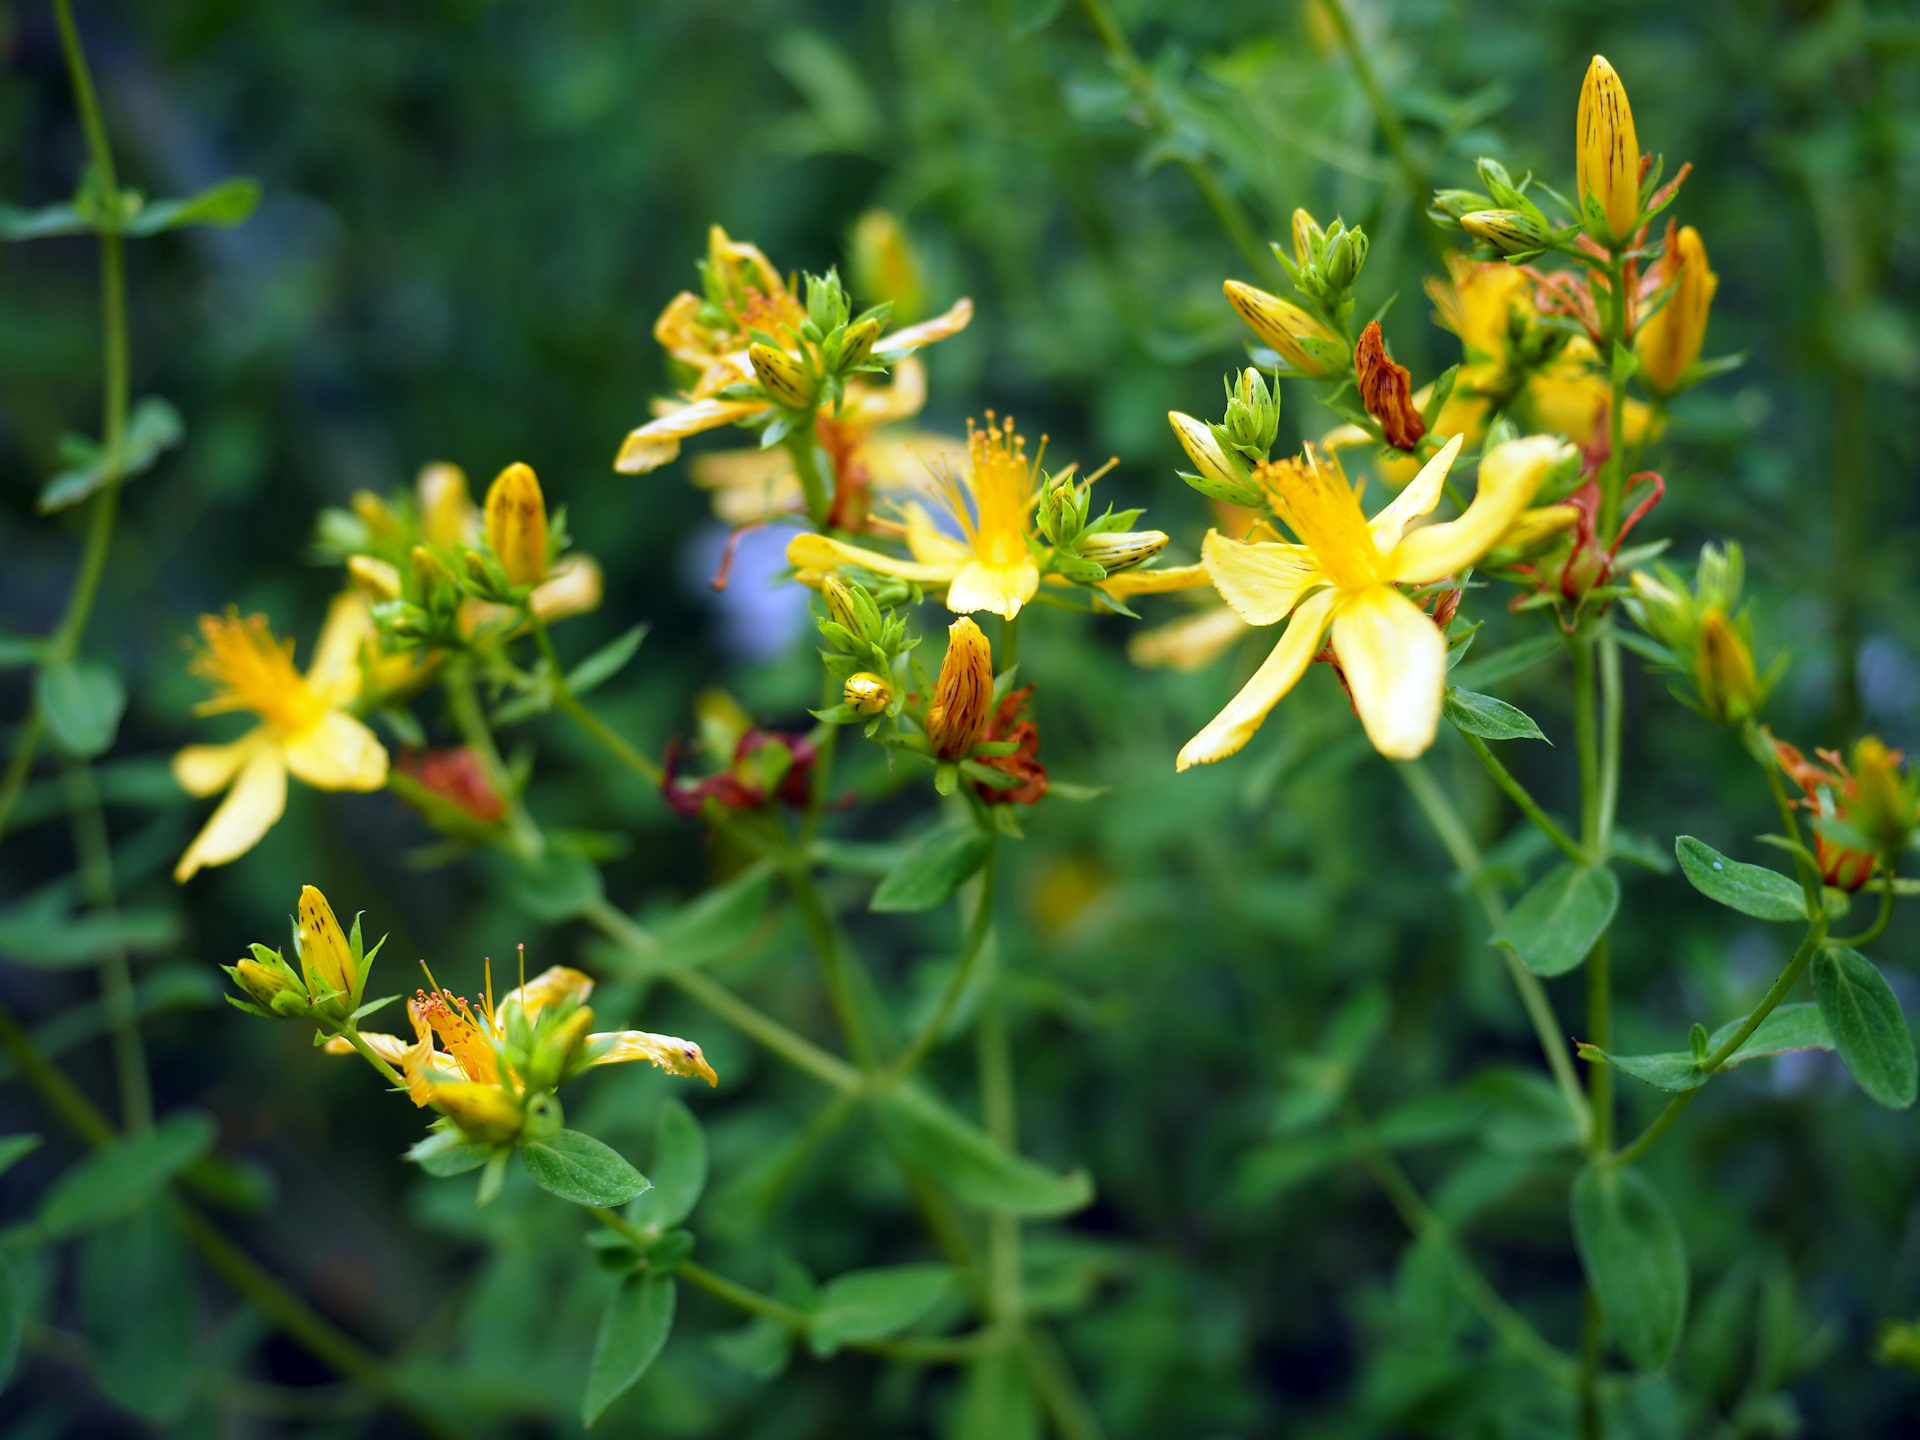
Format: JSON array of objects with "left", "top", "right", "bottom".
[
  {"left": 347, "top": 554, "right": 402, "bottom": 601},
  {"left": 1459, "top": 209, "right": 1553, "bottom": 257},
  {"left": 1291, "top": 207, "right": 1324, "bottom": 267},
  {"left": 1637, "top": 225, "right": 1717, "bottom": 392},
  {"left": 749, "top": 342, "right": 816, "bottom": 409},
  {"left": 821, "top": 573, "right": 864, "bottom": 637},
  {"left": 927, "top": 617, "right": 993, "bottom": 760},
  {"left": 1576, "top": 55, "right": 1641, "bottom": 243},
  {"left": 1694, "top": 608, "right": 1759, "bottom": 725},
  {"left": 844, "top": 671, "right": 893, "bottom": 716},
  {"left": 416, "top": 462, "right": 476, "bottom": 548},
  {"left": 839, "top": 316, "right": 880, "bottom": 370},
  {"left": 1076, "top": 530, "right": 1169, "bottom": 573},
  {"left": 1222, "top": 281, "right": 1343, "bottom": 378},
  {"left": 1851, "top": 737, "right": 1916, "bottom": 854},
  {"left": 296, "top": 885, "right": 356, "bottom": 1000},
  {"left": 483, "top": 462, "right": 549, "bottom": 587}
]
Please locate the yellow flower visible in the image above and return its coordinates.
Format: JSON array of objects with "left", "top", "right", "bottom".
[
  {"left": 1577, "top": 55, "right": 1641, "bottom": 243},
  {"left": 613, "top": 224, "right": 973, "bottom": 473},
  {"left": 483, "top": 462, "right": 548, "bottom": 587},
  {"left": 296, "top": 883, "right": 357, "bottom": 999},
  {"left": 1182, "top": 433, "right": 1568, "bottom": 767},
  {"left": 173, "top": 594, "right": 388, "bottom": 881},
  {"left": 1636, "top": 225, "right": 1717, "bottom": 393}
]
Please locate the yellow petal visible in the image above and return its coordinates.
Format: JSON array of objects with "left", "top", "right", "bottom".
[
  {"left": 173, "top": 733, "right": 262, "bottom": 798},
  {"left": 1129, "top": 606, "right": 1251, "bottom": 672},
  {"left": 501, "top": 965, "right": 595, "bottom": 1025},
  {"left": 841, "top": 356, "right": 928, "bottom": 425},
  {"left": 1200, "top": 529, "right": 1324, "bottom": 625},
  {"left": 529, "top": 555, "right": 602, "bottom": 623},
  {"left": 589, "top": 1030, "right": 719, "bottom": 1086},
  {"left": 1099, "top": 562, "right": 1215, "bottom": 598},
  {"left": 903, "top": 503, "right": 974, "bottom": 568},
  {"left": 1368, "top": 434, "right": 1464, "bottom": 553},
  {"left": 483, "top": 462, "right": 549, "bottom": 587},
  {"left": 1389, "top": 434, "right": 1571, "bottom": 585},
  {"left": 1176, "top": 587, "right": 1339, "bottom": 771},
  {"left": 305, "top": 591, "right": 374, "bottom": 708},
  {"left": 785, "top": 532, "right": 958, "bottom": 584},
  {"left": 174, "top": 743, "right": 287, "bottom": 881},
  {"left": 1330, "top": 585, "right": 1447, "bottom": 759},
  {"left": 614, "top": 398, "right": 769, "bottom": 473},
  {"left": 946, "top": 558, "right": 1039, "bottom": 619},
  {"left": 428, "top": 1080, "right": 524, "bottom": 1142},
  {"left": 324, "top": 1031, "right": 412, "bottom": 1065},
  {"left": 873, "top": 297, "right": 974, "bottom": 358},
  {"left": 283, "top": 711, "right": 389, "bottom": 792}
]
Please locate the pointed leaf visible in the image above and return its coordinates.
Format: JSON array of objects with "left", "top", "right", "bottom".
[
  {"left": 872, "top": 1085, "right": 1091, "bottom": 1217},
  {"left": 807, "top": 1263, "right": 956, "bottom": 1356},
  {"left": 38, "top": 397, "right": 184, "bottom": 512},
  {"left": 1494, "top": 863, "right": 1619, "bottom": 976},
  {"left": 80, "top": 1205, "right": 197, "bottom": 1421},
  {"left": 0, "top": 201, "right": 89, "bottom": 240},
  {"left": 567, "top": 624, "right": 648, "bottom": 697},
  {"left": 1675, "top": 837, "right": 1805, "bottom": 922},
  {"left": 1578, "top": 1003, "right": 1835, "bottom": 1092},
  {"left": 1571, "top": 1163, "right": 1688, "bottom": 1370},
  {"left": 1449, "top": 634, "right": 1560, "bottom": 689},
  {"left": 870, "top": 826, "right": 991, "bottom": 913},
  {"left": 582, "top": 1273, "right": 675, "bottom": 1426},
  {"left": 406, "top": 1128, "right": 491, "bottom": 1177},
  {"left": 0, "top": 1135, "right": 40, "bottom": 1179},
  {"left": 1444, "top": 687, "right": 1547, "bottom": 741},
  {"left": 35, "top": 660, "right": 126, "bottom": 759},
  {"left": 1813, "top": 946, "right": 1918, "bottom": 1108},
  {"left": 628, "top": 1101, "right": 707, "bottom": 1234},
  {"left": 39, "top": 1110, "right": 217, "bottom": 1237},
  {"left": 650, "top": 864, "right": 773, "bottom": 968},
  {"left": 123, "top": 177, "right": 262, "bottom": 236},
  {"left": 521, "top": 1129, "right": 651, "bottom": 1207}
]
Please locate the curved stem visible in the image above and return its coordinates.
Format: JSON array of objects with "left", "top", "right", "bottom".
[
  {"left": 335, "top": 1026, "right": 408, "bottom": 1091},
  {"left": 62, "top": 759, "right": 150, "bottom": 1132},
  {"left": 887, "top": 844, "right": 998, "bottom": 1082},
  {"left": 782, "top": 427, "right": 834, "bottom": 531},
  {"left": 1831, "top": 864, "right": 1896, "bottom": 948},
  {"left": 442, "top": 661, "right": 542, "bottom": 859},
  {"left": 1457, "top": 729, "right": 1587, "bottom": 865},
  {"left": 528, "top": 612, "right": 663, "bottom": 786}
]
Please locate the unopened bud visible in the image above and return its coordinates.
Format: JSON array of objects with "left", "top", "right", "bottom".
[
  {"left": 431, "top": 1081, "right": 524, "bottom": 1144},
  {"left": 1169, "top": 411, "right": 1263, "bottom": 507},
  {"left": 1222, "top": 281, "right": 1343, "bottom": 378},
  {"left": 1323, "top": 226, "right": 1367, "bottom": 290},
  {"left": 1695, "top": 608, "right": 1760, "bottom": 725},
  {"left": 1038, "top": 478, "right": 1089, "bottom": 547},
  {"left": 839, "top": 316, "right": 880, "bottom": 370},
  {"left": 1291, "top": 207, "right": 1325, "bottom": 267},
  {"left": 226, "top": 948, "right": 309, "bottom": 1017},
  {"left": 416, "top": 463, "right": 476, "bottom": 548},
  {"left": 483, "top": 462, "right": 549, "bottom": 587},
  {"left": 1076, "top": 530, "right": 1169, "bottom": 573},
  {"left": 927, "top": 617, "right": 993, "bottom": 760},
  {"left": 352, "top": 491, "right": 402, "bottom": 539},
  {"left": 844, "top": 671, "right": 893, "bottom": 716},
  {"left": 821, "top": 574, "right": 865, "bottom": 637},
  {"left": 850, "top": 209, "right": 925, "bottom": 323},
  {"left": 1460, "top": 209, "right": 1554, "bottom": 257},
  {"left": 1577, "top": 55, "right": 1642, "bottom": 244},
  {"left": 804, "top": 269, "right": 850, "bottom": 334},
  {"left": 749, "top": 342, "right": 817, "bottom": 410},
  {"left": 1637, "top": 223, "right": 1717, "bottom": 393},
  {"left": 296, "top": 885, "right": 358, "bottom": 1005},
  {"left": 1220, "top": 367, "right": 1281, "bottom": 459},
  {"left": 348, "top": 554, "right": 403, "bottom": 602},
  {"left": 413, "top": 545, "right": 460, "bottom": 597},
  {"left": 1851, "top": 737, "right": 1917, "bottom": 854}
]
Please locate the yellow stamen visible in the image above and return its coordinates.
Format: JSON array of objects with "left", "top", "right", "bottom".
[
  {"left": 189, "top": 611, "right": 326, "bottom": 735},
  {"left": 1258, "top": 449, "right": 1383, "bottom": 592}
]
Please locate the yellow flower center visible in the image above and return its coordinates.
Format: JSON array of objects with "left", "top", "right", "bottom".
[
  {"left": 189, "top": 611, "right": 326, "bottom": 734},
  {"left": 1260, "top": 449, "right": 1384, "bottom": 592},
  {"left": 946, "top": 414, "right": 1035, "bottom": 567},
  {"left": 416, "top": 988, "right": 501, "bottom": 1086}
]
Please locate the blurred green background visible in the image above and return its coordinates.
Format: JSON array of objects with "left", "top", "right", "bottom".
[{"left": 3, "top": 0, "right": 1920, "bottom": 1434}]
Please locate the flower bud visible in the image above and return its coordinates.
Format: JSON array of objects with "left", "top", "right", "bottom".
[
  {"left": 1576, "top": 55, "right": 1641, "bottom": 244},
  {"left": 483, "top": 462, "right": 549, "bottom": 587},
  {"left": 296, "top": 885, "right": 357, "bottom": 1003},
  {"left": 1220, "top": 367, "right": 1281, "bottom": 459},
  {"left": 804, "top": 269, "right": 850, "bottom": 334},
  {"left": 413, "top": 544, "right": 460, "bottom": 596},
  {"left": 850, "top": 209, "right": 925, "bottom": 323},
  {"left": 844, "top": 671, "right": 893, "bottom": 716},
  {"left": 1460, "top": 209, "right": 1555, "bottom": 257},
  {"left": 1323, "top": 226, "right": 1367, "bottom": 290},
  {"left": 226, "top": 946, "right": 310, "bottom": 1017},
  {"left": 839, "top": 316, "right": 880, "bottom": 371},
  {"left": 1851, "top": 737, "right": 1917, "bottom": 854},
  {"left": 1075, "top": 530, "right": 1169, "bottom": 573},
  {"left": 1291, "top": 207, "right": 1325, "bottom": 268},
  {"left": 749, "top": 342, "right": 817, "bottom": 409},
  {"left": 1695, "top": 608, "right": 1761, "bottom": 725},
  {"left": 1222, "top": 281, "right": 1344, "bottom": 378},
  {"left": 1038, "top": 478, "right": 1090, "bottom": 547},
  {"left": 1353, "top": 321, "right": 1426, "bottom": 451},
  {"left": 1169, "top": 411, "right": 1264, "bottom": 507},
  {"left": 1637, "top": 224, "right": 1717, "bottom": 393},
  {"left": 927, "top": 617, "right": 994, "bottom": 760},
  {"left": 821, "top": 573, "right": 870, "bottom": 640},
  {"left": 416, "top": 462, "right": 476, "bottom": 549},
  {"left": 431, "top": 1081, "right": 524, "bottom": 1145},
  {"left": 348, "top": 554, "right": 403, "bottom": 602},
  {"left": 352, "top": 490, "right": 402, "bottom": 540}
]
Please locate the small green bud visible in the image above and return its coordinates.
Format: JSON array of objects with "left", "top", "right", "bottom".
[
  {"left": 1220, "top": 367, "right": 1281, "bottom": 460},
  {"left": 804, "top": 268, "right": 850, "bottom": 333},
  {"left": 839, "top": 316, "right": 880, "bottom": 371}
]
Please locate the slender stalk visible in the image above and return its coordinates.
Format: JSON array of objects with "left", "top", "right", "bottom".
[
  {"left": 1318, "top": 0, "right": 1425, "bottom": 201},
  {"left": 1597, "top": 251, "right": 1630, "bottom": 540},
  {"left": 1597, "top": 633, "right": 1623, "bottom": 850},
  {"left": 527, "top": 614, "right": 664, "bottom": 786},
  {"left": 62, "top": 760, "right": 150, "bottom": 1131},
  {"left": 1457, "top": 730, "right": 1586, "bottom": 865},
  {"left": 1397, "top": 761, "right": 1591, "bottom": 1139},
  {"left": 442, "top": 662, "right": 542, "bottom": 859},
  {"left": 1022, "top": 1324, "right": 1109, "bottom": 1440},
  {"left": 782, "top": 428, "right": 834, "bottom": 532},
  {"left": 887, "top": 844, "right": 998, "bottom": 1082},
  {"left": 978, "top": 984, "right": 1022, "bottom": 1330},
  {"left": 1579, "top": 1290, "right": 1604, "bottom": 1440},
  {"left": 1570, "top": 637, "right": 1601, "bottom": 857},
  {"left": 1831, "top": 865, "right": 1896, "bottom": 948},
  {"left": 336, "top": 1027, "right": 408, "bottom": 1091},
  {"left": 787, "top": 860, "right": 878, "bottom": 1070}
]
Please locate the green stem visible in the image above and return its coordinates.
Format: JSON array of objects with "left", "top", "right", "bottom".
[
  {"left": 1831, "top": 864, "right": 1896, "bottom": 948},
  {"left": 787, "top": 859, "right": 878, "bottom": 1070},
  {"left": 1021, "top": 1324, "right": 1110, "bottom": 1440},
  {"left": 1570, "top": 636, "right": 1601, "bottom": 857},
  {"left": 978, "top": 983, "right": 1022, "bottom": 1330},
  {"left": 1458, "top": 730, "right": 1587, "bottom": 865},
  {"left": 782, "top": 427, "right": 834, "bottom": 531},
  {"left": 1318, "top": 0, "right": 1428, "bottom": 208},
  {"left": 61, "top": 759, "right": 150, "bottom": 1131},
  {"left": 1749, "top": 723, "right": 1826, "bottom": 912},
  {"left": 1397, "top": 761, "right": 1591, "bottom": 1141},
  {"left": 528, "top": 613, "right": 664, "bottom": 786},
  {"left": 887, "top": 844, "right": 998, "bottom": 1082},
  {"left": 336, "top": 1026, "right": 408, "bottom": 1091},
  {"left": 1597, "top": 633, "right": 1622, "bottom": 851},
  {"left": 442, "top": 662, "right": 542, "bottom": 859},
  {"left": 1597, "top": 251, "right": 1629, "bottom": 540}
]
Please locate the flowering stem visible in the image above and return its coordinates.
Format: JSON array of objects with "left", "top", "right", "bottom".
[
  {"left": 1597, "top": 251, "right": 1630, "bottom": 541},
  {"left": 335, "top": 1026, "right": 407, "bottom": 1091},
  {"left": 886, "top": 843, "right": 998, "bottom": 1083},
  {"left": 1457, "top": 730, "right": 1587, "bottom": 865},
  {"left": 782, "top": 424, "right": 834, "bottom": 531},
  {"left": 1748, "top": 725, "right": 1826, "bottom": 913},
  {"left": 1317, "top": 0, "right": 1433, "bottom": 235},
  {"left": 442, "top": 660, "right": 543, "bottom": 859},
  {"left": 1831, "top": 865, "right": 1896, "bottom": 948},
  {"left": 0, "top": 0, "right": 131, "bottom": 846},
  {"left": 1396, "top": 760, "right": 1591, "bottom": 1141},
  {"left": 61, "top": 758, "right": 151, "bottom": 1133}
]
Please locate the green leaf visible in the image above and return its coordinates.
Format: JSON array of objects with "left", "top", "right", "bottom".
[
  {"left": 651, "top": 863, "right": 773, "bottom": 968},
  {"left": 807, "top": 1263, "right": 956, "bottom": 1356},
  {"left": 1813, "top": 946, "right": 1918, "bottom": 1109},
  {"left": 1449, "top": 633, "right": 1560, "bottom": 690},
  {"left": 1468, "top": 1067, "right": 1581, "bottom": 1155},
  {"left": 35, "top": 660, "right": 126, "bottom": 759},
  {"left": 406, "top": 1128, "right": 492, "bottom": 1177},
  {"left": 1578, "top": 1003, "right": 1835, "bottom": 1093},
  {"left": 1443, "top": 687, "right": 1547, "bottom": 741},
  {"left": 1494, "top": 863, "right": 1619, "bottom": 976},
  {"left": 510, "top": 846, "right": 604, "bottom": 922},
  {"left": 872, "top": 1085, "right": 1092, "bottom": 1217},
  {"left": 628, "top": 1100, "right": 707, "bottom": 1234},
  {"left": 39, "top": 1110, "right": 217, "bottom": 1237},
  {"left": 39, "top": 397, "right": 185, "bottom": 512},
  {"left": 123, "top": 177, "right": 262, "bottom": 236},
  {"left": 710, "top": 1315, "right": 791, "bottom": 1380},
  {"left": 0, "top": 201, "right": 89, "bottom": 240},
  {"left": 0, "top": 1253, "right": 21, "bottom": 1392},
  {"left": 568, "top": 624, "right": 648, "bottom": 697},
  {"left": 1571, "top": 1164, "right": 1688, "bottom": 1370},
  {"left": 582, "top": 1273, "right": 675, "bottom": 1426},
  {"left": 0, "top": 899, "right": 181, "bottom": 969},
  {"left": 870, "top": 825, "right": 992, "bottom": 913},
  {"left": 0, "top": 635, "right": 43, "bottom": 669},
  {"left": 1609, "top": 829, "right": 1675, "bottom": 874},
  {"left": 521, "top": 1129, "right": 651, "bottom": 1207},
  {"left": 79, "top": 1205, "right": 197, "bottom": 1421},
  {"left": 953, "top": 1349, "right": 1041, "bottom": 1440},
  {"left": 1675, "top": 837, "right": 1806, "bottom": 922},
  {"left": 0, "top": 1136, "right": 40, "bottom": 1179}
]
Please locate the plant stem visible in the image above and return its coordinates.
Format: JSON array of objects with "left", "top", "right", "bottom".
[
  {"left": 1597, "top": 251, "right": 1630, "bottom": 540},
  {"left": 1318, "top": 0, "right": 1429, "bottom": 212},
  {"left": 528, "top": 613, "right": 664, "bottom": 786},
  {"left": 1397, "top": 761, "right": 1591, "bottom": 1140},
  {"left": 1022, "top": 1324, "right": 1109, "bottom": 1440},
  {"left": 787, "top": 858, "right": 878, "bottom": 1070},
  {"left": 442, "top": 661, "right": 542, "bottom": 859},
  {"left": 887, "top": 844, "right": 998, "bottom": 1082},
  {"left": 782, "top": 426, "right": 834, "bottom": 531},
  {"left": 1457, "top": 730, "right": 1587, "bottom": 865},
  {"left": 61, "top": 759, "right": 150, "bottom": 1132},
  {"left": 1831, "top": 865, "right": 1896, "bottom": 948},
  {"left": 1597, "top": 633, "right": 1623, "bottom": 850}
]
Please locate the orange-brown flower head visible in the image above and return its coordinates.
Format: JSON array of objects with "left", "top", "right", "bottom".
[
  {"left": 1354, "top": 321, "right": 1426, "bottom": 451},
  {"left": 1770, "top": 736, "right": 1878, "bottom": 891},
  {"left": 927, "top": 617, "right": 994, "bottom": 760},
  {"left": 483, "top": 462, "right": 548, "bottom": 587}
]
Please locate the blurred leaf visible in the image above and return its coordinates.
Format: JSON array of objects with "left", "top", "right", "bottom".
[
  {"left": 180, "top": 1151, "right": 277, "bottom": 1212},
  {"left": 651, "top": 863, "right": 773, "bottom": 967},
  {"left": 0, "top": 635, "right": 42, "bottom": 669},
  {"left": 1580, "top": 1003, "right": 1834, "bottom": 1093},
  {"left": 1231, "top": 1133, "right": 1354, "bottom": 1207},
  {"left": 807, "top": 1263, "right": 955, "bottom": 1355},
  {"left": 770, "top": 31, "right": 884, "bottom": 155},
  {"left": 1449, "top": 634, "right": 1559, "bottom": 689},
  {"left": 873, "top": 1085, "right": 1092, "bottom": 1216},
  {"left": 953, "top": 1349, "right": 1040, "bottom": 1440},
  {"left": 568, "top": 624, "right": 648, "bottom": 697},
  {"left": 1468, "top": 1067, "right": 1579, "bottom": 1154},
  {"left": 80, "top": 1205, "right": 197, "bottom": 1422},
  {"left": 522, "top": 1130, "right": 651, "bottom": 1207},
  {"left": 1495, "top": 863, "right": 1618, "bottom": 976},
  {"left": 1813, "top": 947, "right": 1917, "bottom": 1109},
  {"left": 0, "top": 201, "right": 89, "bottom": 240},
  {"left": 123, "top": 177, "right": 262, "bottom": 236},
  {"left": 1572, "top": 1164, "right": 1688, "bottom": 1370},
  {"left": 1008, "top": 0, "right": 1067, "bottom": 36},
  {"left": 0, "top": 894, "right": 180, "bottom": 969},
  {"left": 1610, "top": 829, "right": 1675, "bottom": 874},
  {"left": 39, "top": 397, "right": 185, "bottom": 512},
  {"left": 0, "top": 1253, "right": 21, "bottom": 1392},
  {"left": 0, "top": 1136, "right": 41, "bottom": 1179},
  {"left": 871, "top": 826, "right": 991, "bottom": 913},
  {"left": 583, "top": 1273, "right": 675, "bottom": 1426},
  {"left": 35, "top": 660, "right": 126, "bottom": 758},
  {"left": 711, "top": 1315, "right": 791, "bottom": 1380},
  {"left": 408, "top": 1128, "right": 492, "bottom": 1178},
  {"left": 39, "top": 1111, "right": 217, "bottom": 1237},
  {"left": 510, "top": 846, "right": 604, "bottom": 922},
  {"left": 628, "top": 1100, "right": 707, "bottom": 1234},
  {"left": 1676, "top": 837, "right": 1805, "bottom": 922},
  {"left": 1443, "top": 687, "right": 1547, "bottom": 741}
]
